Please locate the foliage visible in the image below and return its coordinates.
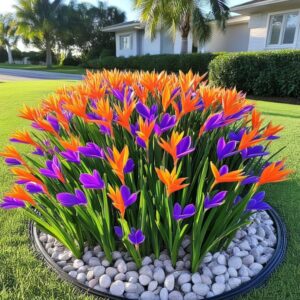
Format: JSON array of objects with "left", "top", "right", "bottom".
[
  {"left": 0, "top": 46, "right": 7, "bottom": 62},
  {"left": 134, "top": 0, "right": 229, "bottom": 53},
  {"left": 84, "top": 53, "right": 222, "bottom": 74},
  {"left": 0, "top": 70, "right": 291, "bottom": 271},
  {"left": 56, "top": 2, "right": 125, "bottom": 60},
  {"left": 209, "top": 50, "right": 300, "bottom": 98}
]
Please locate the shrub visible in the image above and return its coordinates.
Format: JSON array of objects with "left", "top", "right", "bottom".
[
  {"left": 62, "top": 55, "right": 82, "bottom": 66},
  {"left": 84, "top": 53, "right": 222, "bottom": 74},
  {"left": 209, "top": 50, "right": 300, "bottom": 98},
  {"left": 0, "top": 47, "right": 7, "bottom": 63},
  {"left": 0, "top": 70, "right": 291, "bottom": 271}
]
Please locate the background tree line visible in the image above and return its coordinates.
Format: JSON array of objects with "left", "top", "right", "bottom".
[{"left": 0, "top": 0, "right": 125, "bottom": 68}]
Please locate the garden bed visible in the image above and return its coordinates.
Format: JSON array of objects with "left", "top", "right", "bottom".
[{"left": 30, "top": 208, "right": 286, "bottom": 300}]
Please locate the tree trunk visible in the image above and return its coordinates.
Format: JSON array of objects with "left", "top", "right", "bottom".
[
  {"left": 45, "top": 40, "right": 52, "bottom": 68},
  {"left": 180, "top": 14, "right": 191, "bottom": 54},
  {"left": 180, "top": 35, "right": 188, "bottom": 54},
  {"left": 6, "top": 45, "right": 13, "bottom": 64}
]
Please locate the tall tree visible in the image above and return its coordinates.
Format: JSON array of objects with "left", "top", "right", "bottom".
[
  {"left": 14, "top": 0, "right": 64, "bottom": 68},
  {"left": 134, "top": 0, "right": 229, "bottom": 54},
  {"left": 56, "top": 1, "right": 125, "bottom": 59},
  {"left": 0, "top": 13, "right": 18, "bottom": 64}
]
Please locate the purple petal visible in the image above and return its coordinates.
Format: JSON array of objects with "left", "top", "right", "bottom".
[
  {"left": 57, "top": 193, "right": 80, "bottom": 207},
  {"left": 61, "top": 150, "right": 80, "bottom": 164},
  {"left": 219, "top": 165, "right": 229, "bottom": 176},
  {"left": 176, "top": 136, "right": 195, "bottom": 159},
  {"left": 114, "top": 226, "right": 123, "bottom": 239},
  {"left": 5, "top": 158, "right": 22, "bottom": 166},
  {"left": 124, "top": 158, "right": 134, "bottom": 173},
  {"left": 241, "top": 176, "right": 259, "bottom": 185},
  {"left": 78, "top": 143, "right": 105, "bottom": 159},
  {"left": 75, "top": 189, "right": 87, "bottom": 205},
  {"left": 0, "top": 197, "right": 25, "bottom": 209},
  {"left": 26, "top": 182, "right": 44, "bottom": 194},
  {"left": 47, "top": 114, "right": 60, "bottom": 133},
  {"left": 181, "top": 204, "right": 196, "bottom": 218},
  {"left": 136, "top": 137, "right": 146, "bottom": 149}
]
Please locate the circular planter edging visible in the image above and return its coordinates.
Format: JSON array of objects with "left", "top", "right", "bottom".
[{"left": 29, "top": 207, "right": 287, "bottom": 300}]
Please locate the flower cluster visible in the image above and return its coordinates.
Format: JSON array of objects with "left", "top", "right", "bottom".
[{"left": 0, "top": 70, "right": 292, "bottom": 271}]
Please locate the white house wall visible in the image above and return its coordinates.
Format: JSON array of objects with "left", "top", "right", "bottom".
[
  {"left": 142, "top": 31, "right": 162, "bottom": 55},
  {"left": 202, "top": 23, "right": 250, "bottom": 52},
  {"left": 248, "top": 9, "right": 300, "bottom": 51},
  {"left": 115, "top": 31, "right": 138, "bottom": 57},
  {"left": 174, "top": 31, "right": 193, "bottom": 54}
]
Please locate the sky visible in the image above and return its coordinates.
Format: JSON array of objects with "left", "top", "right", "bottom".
[{"left": 0, "top": 0, "right": 250, "bottom": 50}]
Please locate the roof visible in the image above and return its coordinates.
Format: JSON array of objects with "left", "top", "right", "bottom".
[
  {"left": 102, "top": 21, "right": 144, "bottom": 32},
  {"left": 102, "top": 15, "right": 249, "bottom": 33},
  {"left": 231, "top": 0, "right": 300, "bottom": 15}
]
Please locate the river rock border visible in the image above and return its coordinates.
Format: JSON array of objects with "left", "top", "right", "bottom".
[{"left": 29, "top": 208, "right": 287, "bottom": 300}]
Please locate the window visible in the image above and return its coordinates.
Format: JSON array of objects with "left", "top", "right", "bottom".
[
  {"left": 120, "top": 35, "right": 131, "bottom": 50},
  {"left": 267, "top": 12, "right": 299, "bottom": 46}
]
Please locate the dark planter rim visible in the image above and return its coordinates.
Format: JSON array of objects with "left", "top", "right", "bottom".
[{"left": 29, "top": 207, "right": 287, "bottom": 300}]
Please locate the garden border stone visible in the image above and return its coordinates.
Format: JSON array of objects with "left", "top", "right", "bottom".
[{"left": 29, "top": 207, "right": 287, "bottom": 300}]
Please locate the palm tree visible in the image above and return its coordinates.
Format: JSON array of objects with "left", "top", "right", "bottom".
[
  {"left": 0, "top": 13, "right": 18, "bottom": 64},
  {"left": 14, "top": 0, "right": 64, "bottom": 68},
  {"left": 134, "top": 0, "right": 229, "bottom": 54}
]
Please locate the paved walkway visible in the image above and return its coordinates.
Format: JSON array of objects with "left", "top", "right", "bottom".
[{"left": 0, "top": 68, "right": 83, "bottom": 81}]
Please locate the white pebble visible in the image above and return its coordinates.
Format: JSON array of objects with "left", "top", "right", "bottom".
[
  {"left": 141, "top": 291, "right": 155, "bottom": 300},
  {"left": 212, "top": 283, "right": 225, "bottom": 295},
  {"left": 142, "top": 256, "right": 152, "bottom": 266},
  {"left": 148, "top": 281, "right": 158, "bottom": 292},
  {"left": 178, "top": 273, "right": 191, "bottom": 285},
  {"left": 181, "top": 283, "right": 192, "bottom": 293},
  {"left": 228, "top": 256, "right": 242, "bottom": 269},
  {"left": 93, "top": 266, "right": 105, "bottom": 277},
  {"left": 169, "top": 291, "right": 184, "bottom": 300},
  {"left": 139, "top": 274, "right": 152, "bottom": 286},
  {"left": 191, "top": 273, "right": 201, "bottom": 284},
  {"left": 89, "top": 257, "right": 101, "bottom": 266},
  {"left": 212, "top": 265, "right": 227, "bottom": 275},
  {"left": 153, "top": 268, "right": 165, "bottom": 284},
  {"left": 228, "top": 277, "right": 241, "bottom": 289},
  {"left": 164, "top": 274, "right": 175, "bottom": 291},
  {"left": 76, "top": 273, "right": 86, "bottom": 283},
  {"left": 73, "top": 259, "right": 84, "bottom": 269},
  {"left": 184, "top": 292, "right": 197, "bottom": 300},
  {"left": 160, "top": 287, "right": 169, "bottom": 300},
  {"left": 99, "top": 274, "right": 111, "bottom": 288},
  {"left": 192, "top": 283, "right": 209, "bottom": 296},
  {"left": 110, "top": 280, "right": 125, "bottom": 296}
]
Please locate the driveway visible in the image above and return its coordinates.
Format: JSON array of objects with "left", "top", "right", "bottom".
[{"left": 0, "top": 68, "right": 83, "bottom": 81}]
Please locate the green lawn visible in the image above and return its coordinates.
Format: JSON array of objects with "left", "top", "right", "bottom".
[
  {"left": 0, "top": 63, "right": 86, "bottom": 75},
  {"left": 0, "top": 81, "right": 299, "bottom": 299}
]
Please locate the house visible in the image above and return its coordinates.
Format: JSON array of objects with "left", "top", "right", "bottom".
[{"left": 102, "top": 0, "right": 300, "bottom": 57}]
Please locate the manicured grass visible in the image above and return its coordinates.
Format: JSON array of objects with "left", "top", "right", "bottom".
[
  {"left": 0, "top": 82, "right": 299, "bottom": 299},
  {"left": 0, "top": 63, "right": 86, "bottom": 75}
]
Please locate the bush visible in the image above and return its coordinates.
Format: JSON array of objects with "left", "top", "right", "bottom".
[
  {"left": 62, "top": 55, "right": 82, "bottom": 66},
  {"left": 84, "top": 53, "right": 223, "bottom": 74},
  {"left": 0, "top": 70, "right": 291, "bottom": 273},
  {"left": 0, "top": 47, "right": 7, "bottom": 63},
  {"left": 209, "top": 50, "right": 300, "bottom": 98}
]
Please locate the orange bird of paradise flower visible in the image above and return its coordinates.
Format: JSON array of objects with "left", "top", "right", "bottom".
[
  {"left": 210, "top": 162, "right": 246, "bottom": 190},
  {"left": 155, "top": 167, "right": 189, "bottom": 196},
  {"left": 136, "top": 117, "right": 156, "bottom": 149},
  {"left": 258, "top": 161, "right": 293, "bottom": 185},
  {"left": 238, "top": 129, "right": 266, "bottom": 151},
  {"left": 107, "top": 185, "right": 125, "bottom": 218},
  {"left": 11, "top": 167, "right": 43, "bottom": 185},
  {"left": 19, "top": 105, "right": 43, "bottom": 121},
  {"left": 251, "top": 109, "right": 264, "bottom": 130},
  {"left": 5, "top": 185, "right": 36, "bottom": 206},
  {"left": 262, "top": 122, "right": 284, "bottom": 139},
  {"left": 158, "top": 131, "right": 184, "bottom": 165},
  {"left": 0, "top": 146, "right": 25, "bottom": 164},
  {"left": 161, "top": 83, "right": 178, "bottom": 112},
  {"left": 106, "top": 146, "right": 129, "bottom": 184},
  {"left": 114, "top": 100, "right": 136, "bottom": 132},
  {"left": 34, "top": 118, "right": 59, "bottom": 136},
  {"left": 59, "top": 135, "right": 81, "bottom": 151},
  {"left": 10, "top": 130, "right": 39, "bottom": 148}
]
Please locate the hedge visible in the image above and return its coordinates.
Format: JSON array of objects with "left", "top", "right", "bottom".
[
  {"left": 209, "top": 50, "right": 300, "bottom": 98},
  {"left": 83, "top": 53, "right": 223, "bottom": 74}
]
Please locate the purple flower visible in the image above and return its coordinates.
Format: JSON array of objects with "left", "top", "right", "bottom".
[
  {"left": 246, "top": 191, "right": 271, "bottom": 211},
  {"left": 128, "top": 228, "right": 145, "bottom": 246},
  {"left": 136, "top": 136, "right": 146, "bottom": 149},
  {"left": 136, "top": 102, "right": 157, "bottom": 121},
  {"left": 5, "top": 158, "right": 22, "bottom": 166},
  {"left": 130, "top": 123, "right": 139, "bottom": 137},
  {"left": 241, "top": 145, "right": 269, "bottom": 160},
  {"left": 203, "top": 113, "right": 225, "bottom": 132},
  {"left": 176, "top": 136, "right": 195, "bottom": 159},
  {"left": 47, "top": 114, "right": 60, "bottom": 133},
  {"left": 114, "top": 226, "right": 123, "bottom": 239},
  {"left": 99, "top": 125, "right": 111, "bottom": 135},
  {"left": 61, "top": 150, "right": 80, "bottom": 164},
  {"left": 204, "top": 191, "right": 228, "bottom": 210},
  {"left": 0, "top": 197, "right": 25, "bottom": 210},
  {"left": 229, "top": 128, "right": 247, "bottom": 142},
  {"left": 124, "top": 158, "right": 135, "bottom": 173},
  {"left": 26, "top": 182, "right": 44, "bottom": 194},
  {"left": 78, "top": 143, "right": 105, "bottom": 159},
  {"left": 79, "top": 170, "right": 105, "bottom": 189},
  {"left": 154, "top": 114, "right": 176, "bottom": 135},
  {"left": 32, "top": 147, "right": 44, "bottom": 156},
  {"left": 173, "top": 203, "right": 196, "bottom": 221},
  {"left": 241, "top": 176, "right": 259, "bottom": 185},
  {"left": 56, "top": 189, "right": 87, "bottom": 207},
  {"left": 121, "top": 185, "right": 138, "bottom": 208},
  {"left": 226, "top": 105, "right": 254, "bottom": 121},
  {"left": 217, "top": 137, "right": 237, "bottom": 160},
  {"left": 40, "top": 156, "right": 64, "bottom": 182}
]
